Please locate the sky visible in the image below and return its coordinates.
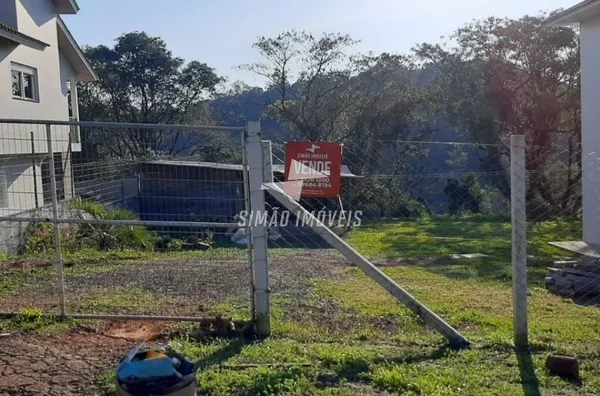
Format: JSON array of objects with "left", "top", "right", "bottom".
[{"left": 64, "top": 0, "right": 578, "bottom": 87}]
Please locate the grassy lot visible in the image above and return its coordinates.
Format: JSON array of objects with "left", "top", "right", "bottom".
[
  {"left": 163, "top": 215, "right": 599, "bottom": 395},
  {"left": 4, "top": 215, "right": 600, "bottom": 395}
]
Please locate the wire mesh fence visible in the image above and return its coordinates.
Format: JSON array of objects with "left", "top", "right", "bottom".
[
  {"left": 507, "top": 136, "right": 600, "bottom": 350},
  {"left": 263, "top": 132, "right": 600, "bottom": 348},
  {"left": 262, "top": 134, "right": 517, "bottom": 344},
  {"left": 524, "top": 141, "right": 600, "bottom": 305},
  {"left": 0, "top": 119, "right": 253, "bottom": 321},
  {"left": 2, "top": 117, "right": 597, "bottom": 345}
]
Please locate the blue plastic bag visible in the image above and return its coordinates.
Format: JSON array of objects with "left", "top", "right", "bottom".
[
  {"left": 118, "top": 357, "right": 180, "bottom": 382},
  {"left": 117, "top": 343, "right": 179, "bottom": 382}
]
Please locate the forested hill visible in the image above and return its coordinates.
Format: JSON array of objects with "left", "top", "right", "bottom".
[{"left": 209, "top": 66, "right": 445, "bottom": 141}]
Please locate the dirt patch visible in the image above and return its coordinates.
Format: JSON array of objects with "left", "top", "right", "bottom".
[
  {"left": 0, "top": 330, "right": 130, "bottom": 395},
  {"left": 0, "top": 320, "right": 178, "bottom": 395},
  {"left": 284, "top": 293, "right": 408, "bottom": 338},
  {"left": 100, "top": 320, "right": 171, "bottom": 342},
  {"left": 370, "top": 258, "right": 421, "bottom": 267},
  {"left": 0, "top": 258, "right": 54, "bottom": 270},
  {"left": 355, "top": 257, "right": 454, "bottom": 268},
  {"left": 270, "top": 250, "right": 348, "bottom": 298},
  {"left": 0, "top": 297, "right": 58, "bottom": 312}
]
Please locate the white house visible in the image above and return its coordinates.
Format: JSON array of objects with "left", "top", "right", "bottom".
[
  {"left": 546, "top": 1, "right": 600, "bottom": 246},
  {"left": 0, "top": 0, "right": 96, "bottom": 215}
]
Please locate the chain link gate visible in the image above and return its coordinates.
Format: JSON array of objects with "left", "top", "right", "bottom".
[{"left": 0, "top": 119, "right": 255, "bottom": 324}]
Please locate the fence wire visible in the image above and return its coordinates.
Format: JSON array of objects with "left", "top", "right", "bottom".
[
  {"left": 0, "top": 120, "right": 253, "bottom": 321},
  {"left": 263, "top": 135, "right": 514, "bottom": 342},
  {"left": 507, "top": 138, "right": 600, "bottom": 351},
  {"left": 525, "top": 142, "right": 599, "bottom": 303}
]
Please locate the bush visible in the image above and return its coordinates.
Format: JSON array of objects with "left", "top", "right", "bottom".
[
  {"left": 23, "top": 221, "right": 79, "bottom": 255},
  {"left": 24, "top": 222, "right": 56, "bottom": 254},
  {"left": 167, "top": 239, "right": 184, "bottom": 251},
  {"left": 69, "top": 200, "right": 155, "bottom": 251},
  {"left": 444, "top": 176, "right": 485, "bottom": 215},
  {"left": 347, "top": 179, "right": 430, "bottom": 221}
]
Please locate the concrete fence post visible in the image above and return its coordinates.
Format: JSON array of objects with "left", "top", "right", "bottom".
[
  {"left": 510, "top": 134, "right": 528, "bottom": 348},
  {"left": 245, "top": 121, "right": 270, "bottom": 337},
  {"left": 241, "top": 131, "right": 255, "bottom": 321}
]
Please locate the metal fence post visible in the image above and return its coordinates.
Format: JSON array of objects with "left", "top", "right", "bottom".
[
  {"left": 31, "top": 131, "right": 39, "bottom": 208},
  {"left": 510, "top": 134, "right": 528, "bottom": 348},
  {"left": 46, "top": 123, "right": 67, "bottom": 317},
  {"left": 246, "top": 121, "right": 270, "bottom": 336}
]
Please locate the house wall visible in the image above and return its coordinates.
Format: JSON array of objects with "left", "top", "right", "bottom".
[
  {"left": 0, "top": 0, "right": 76, "bottom": 155},
  {"left": 581, "top": 15, "right": 600, "bottom": 245},
  {"left": 0, "top": 199, "right": 73, "bottom": 254},
  {"left": 0, "top": 156, "right": 45, "bottom": 217},
  {"left": 0, "top": 0, "right": 18, "bottom": 28},
  {"left": 0, "top": 0, "right": 81, "bottom": 214}
]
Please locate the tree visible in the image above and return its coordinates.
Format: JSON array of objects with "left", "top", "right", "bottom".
[
  {"left": 78, "top": 32, "right": 228, "bottom": 160},
  {"left": 415, "top": 14, "right": 581, "bottom": 215},
  {"left": 244, "top": 31, "right": 437, "bottom": 214},
  {"left": 241, "top": 30, "right": 361, "bottom": 141}
]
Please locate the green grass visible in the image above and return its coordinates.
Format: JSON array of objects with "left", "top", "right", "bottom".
[
  {"left": 5, "top": 215, "right": 600, "bottom": 395},
  {"left": 160, "top": 216, "right": 600, "bottom": 395},
  {"left": 345, "top": 216, "right": 581, "bottom": 285},
  {"left": 161, "top": 276, "right": 600, "bottom": 395},
  {"left": 164, "top": 307, "right": 599, "bottom": 395},
  {"left": 68, "top": 287, "right": 179, "bottom": 315},
  {"left": 0, "top": 247, "right": 297, "bottom": 299},
  {"left": 346, "top": 215, "right": 580, "bottom": 261},
  {"left": 0, "top": 307, "right": 76, "bottom": 335}
]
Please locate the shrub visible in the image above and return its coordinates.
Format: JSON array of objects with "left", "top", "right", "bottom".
[
  {"left": 202, "top": 230, "right": 214, "bottom": 246},
  {"left": 23, "top": 221, "right": 79, "bottom": 255},
  {"left": 347, "top": 179, "right": 430, "bottom": 220},
  {"left": 167, "top": 239, "right": 184, "bottom": 251},
  {"left": 69, "top": 200, "right": 155, "bottom": 251},
  {"left": 24, "top": 222, "right": 56, "bottom": 254},
  {"left": 11, "top": 307, "right": 64, "bottom": 331},
  {"left": 444, "top": 176, "right": 485, "bottom": 215}
]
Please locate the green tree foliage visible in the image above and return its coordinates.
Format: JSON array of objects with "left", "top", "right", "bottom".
[
  {"left": 77, "top": 15, "right": 581, "bottom": 218},
  {"left": 444, "top": 176, "right": 484, "bottom": 215},
  {"left": 81, "top": 32, "right": 222, "bottom": 124},
  {"left": 243, "top": 31, "right": 437, "bottom": 213},
  {"left": 242, "top": 30, "right": 361, "bottom": 141},
  {"left": 415, "top": 14, "right": 581, "bottom": 216},
  {"left": 78, "top": 32, "right": 240, "bottom": 162}
]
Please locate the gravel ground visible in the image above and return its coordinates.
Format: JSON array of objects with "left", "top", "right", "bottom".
[
  {"left": 0, "top": 249, "right": 351, "bottom": 395},
  {"left": 1, "top": 249, "right": 349, "bottom": 316}
]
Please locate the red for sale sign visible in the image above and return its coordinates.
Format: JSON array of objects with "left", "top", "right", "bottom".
[{"left": 284, "top": 142, "right": 342, "bottom": 198}]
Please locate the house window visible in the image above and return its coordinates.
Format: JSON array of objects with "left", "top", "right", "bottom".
[{"left": 11, "top": 63, "right": 39, "bottom": 101}]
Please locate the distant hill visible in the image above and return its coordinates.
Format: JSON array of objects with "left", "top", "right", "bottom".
[{"left": 208, "top": 69, "right": 492, "bottom": 213}]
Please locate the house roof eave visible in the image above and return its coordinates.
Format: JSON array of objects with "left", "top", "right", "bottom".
[
  {"left": 52, "top": 0, "right": 80, "bottom": 14},
  {"left": 544, "top": 0, "right": 600, "bottom": 25},
  {"left": 0, "top": 23, "right": 49, "bottom": 50},
  {"left": 56, "top": 17, "right": 97, "bottom": 81}
]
